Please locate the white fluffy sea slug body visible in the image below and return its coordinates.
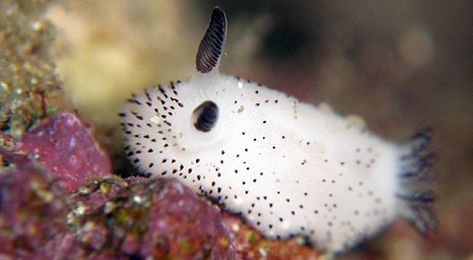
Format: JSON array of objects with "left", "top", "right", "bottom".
[{"left": 120, "top": 7, "right": 435, "bottom": 253}]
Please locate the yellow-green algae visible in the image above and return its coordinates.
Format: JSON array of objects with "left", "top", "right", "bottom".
[{"left": 0, "top": 0, "right": 64, "bottom": 138}]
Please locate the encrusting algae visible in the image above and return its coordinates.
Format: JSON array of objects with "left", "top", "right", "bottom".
[{"left": 0, "top": 0, "right": 63, "bottom": 138}]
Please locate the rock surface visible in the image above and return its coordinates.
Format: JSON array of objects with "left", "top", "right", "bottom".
[
  {"left": 69, "top": 176, "right": 235, "bottom": 259},
  {"left": 0, "top": 151, "right": 235, "bottom": 259},
  {"left": 0, "top": 150, "right": 70, "bottom": 258},
  {"left": 221, "top": 212, "right": 320, "bottom": 259},
  {"left": 19, "top": 111, "right": 112, "bottom": 192}
]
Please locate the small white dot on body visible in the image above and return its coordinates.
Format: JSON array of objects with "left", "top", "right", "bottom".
[{"left": 149, "top": 115, "right": 161, "bottom": 124}]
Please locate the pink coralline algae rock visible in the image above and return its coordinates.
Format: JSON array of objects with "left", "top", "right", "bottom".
[
  {"left": 0, "top": 150, "right": 114, "bottom": 259},
  {"left": 70, "top": 176, "right": 236, "bottom": 259},
  {"left": 0, "top": 150, "right": 71, "bottom": 258},
  {"left": 19, "top": 111, "right": 112, "bottom": 192},
  {"left": 0, "top": 150, "right": 235, "bottom": 259}
]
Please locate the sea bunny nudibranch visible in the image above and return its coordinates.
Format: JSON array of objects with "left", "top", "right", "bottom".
[{"left": 120, "top": 7, "right": 435, "bottom": 253}]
